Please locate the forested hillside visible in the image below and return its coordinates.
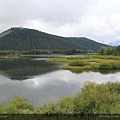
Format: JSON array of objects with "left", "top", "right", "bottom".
[{"left": 0, "top": 27, "right": 108, "bottom": 51}]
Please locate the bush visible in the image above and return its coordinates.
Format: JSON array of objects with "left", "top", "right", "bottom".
[
  {"left": 99, "top": 63, "right": 112, "bottom": 69},
  {"left": 99, "top": 62, "right": 120, "bottom": 70},
  {"left": 0, "top": 95, "right": 34, "bottom": 114},
  {"left": 69, "top": 61, "right": 86, "bottom": 66}
]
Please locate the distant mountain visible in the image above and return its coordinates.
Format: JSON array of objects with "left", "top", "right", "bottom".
[
  {"left": 109, "top": 41, "right": 120, "bottom": 46},
  {"left": 0, "top": 27, "right": 108, "bottom": 51}
]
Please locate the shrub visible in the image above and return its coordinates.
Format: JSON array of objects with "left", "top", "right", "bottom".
[
  {"left": 99, "top": 63, "right": 112, "bottom": 69},
  {"left": 0, "top": 95, "right": 34, "bottom": 114},
  {"left": 99, "top": 62, "right": 120, "bottom": 70},
  {"left": 69, "top": 61, "right": 86, "bottom": 66}
]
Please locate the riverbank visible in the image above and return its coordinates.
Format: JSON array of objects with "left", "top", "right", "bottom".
[{"left": 0, "top": 54, "right": 78, "bottom": 59}]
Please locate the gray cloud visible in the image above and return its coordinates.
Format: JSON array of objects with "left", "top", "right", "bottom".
[{"left": 0, "top": 0, "right": 97, "bottom": 26}]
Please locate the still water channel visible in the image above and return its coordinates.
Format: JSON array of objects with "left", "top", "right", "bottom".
[{"left": 0, "top": 57, "right": 120, "bottom": 107}]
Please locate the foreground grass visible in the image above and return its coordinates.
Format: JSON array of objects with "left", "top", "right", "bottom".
[
  {"left": 46, "top": 55, "right": 120, "bottom": 73},
  {"left": 0, "top": 81, "right": 120, "bottom": 114}
]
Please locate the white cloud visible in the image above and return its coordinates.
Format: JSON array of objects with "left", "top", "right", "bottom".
[
  {"left": 89, "top": 16, "right": 115, "bottom": 37},
  {"left": 110, "top": 14, "right": 120, "bottom": 26},
  {"left": 116, "top": 36, "right": 120, "bottom": 40},
  {"left": 110, "top": 14, "right": 120, "bottom": 32}
]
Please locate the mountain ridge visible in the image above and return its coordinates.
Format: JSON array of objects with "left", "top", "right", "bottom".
[{"left": 0, "top": 27, "right": 108, "bottom": 51}]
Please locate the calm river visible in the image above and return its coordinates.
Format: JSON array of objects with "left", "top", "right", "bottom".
[{"left": 0, "top": 57, "right": 120, "bottom": 107}]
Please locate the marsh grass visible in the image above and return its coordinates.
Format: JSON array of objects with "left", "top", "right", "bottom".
[
  {"left": 68, "top": 61, "right": 86, "bottom": 66},
  {"left": 99, "top": 62, "right": 120, "bottom": 70},
  {"left": 46, "top": 55, "right": 120, "bottom": 73},
  {"left": 0, "top": 54, "right": 22, "bottom": 59}
]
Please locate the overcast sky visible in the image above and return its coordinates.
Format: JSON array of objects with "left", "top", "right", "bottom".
[{"left": 0, "top": 0, "right": 120, "bottom": 45}]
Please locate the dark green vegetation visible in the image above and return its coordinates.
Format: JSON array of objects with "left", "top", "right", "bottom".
[
  {"left": 47, "top": 55, "right": 120, "bottom": 73},
  {"left": 0, "top": 27, "right": 107, "bottom": 52},
  {"left": 100, "top": 46, "right": 120, "bottom": 56},
  {"left": 0, "top": 82, "right": 120, "bottom": 114}
]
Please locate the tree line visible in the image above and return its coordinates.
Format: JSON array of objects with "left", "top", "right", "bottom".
[
  {"left": 99, "top": 45, "right": 120, "bottom": 56},
  {"left": 0, "top": 49, "right": 95, "bottom": 56}
]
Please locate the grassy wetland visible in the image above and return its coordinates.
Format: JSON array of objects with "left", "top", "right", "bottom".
[{"left": 46, "top": 55, "right": 120, "bottom": 73}]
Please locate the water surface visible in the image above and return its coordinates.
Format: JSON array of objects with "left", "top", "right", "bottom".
[{"left": 0, "top": 58, "right": 120, "bottom": 107}]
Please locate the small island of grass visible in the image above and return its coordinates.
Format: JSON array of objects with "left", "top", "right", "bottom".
[{"left": 46, "top": 55, "right": 120, "bottom": 73}]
